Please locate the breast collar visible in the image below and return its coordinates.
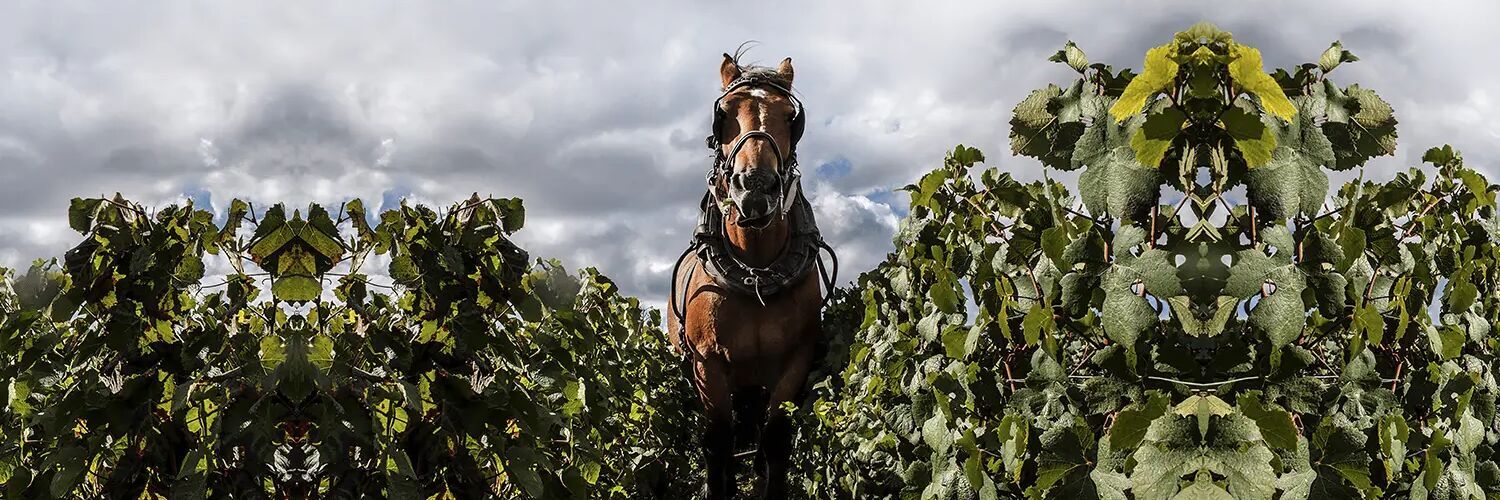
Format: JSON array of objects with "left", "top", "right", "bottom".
[{"left": 690, "top": 188, "right": 826, "bottom": 303}]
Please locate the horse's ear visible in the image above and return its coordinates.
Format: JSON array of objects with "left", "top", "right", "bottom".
[
  {"left": 777, "top": 57, "right": 794, "bottom": 86},
  {"left": 720, "top": 53, "right": 741, "bottom": 89}
]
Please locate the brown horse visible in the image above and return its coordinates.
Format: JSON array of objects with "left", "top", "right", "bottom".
[{"left": 668, "top": 52, "right": 831, "bottom": 499}]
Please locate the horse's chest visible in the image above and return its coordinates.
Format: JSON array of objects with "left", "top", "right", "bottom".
[
  {"left": 711, "top": 308, "right": 802, "bottom": 355},
  {"left": 688, "top": 280, "right": 817, "bottom": 362}
]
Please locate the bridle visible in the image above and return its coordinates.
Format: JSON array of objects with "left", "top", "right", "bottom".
[
  {"left": 704, "top": 73, "right": 806, "bottom": 221},
  {"left": 669, "top": 70, "right": 837, "bottom": 359}
]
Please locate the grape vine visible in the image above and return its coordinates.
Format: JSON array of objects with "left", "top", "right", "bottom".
[
  {"left": 787, "top": 23, "right": 1499, "bottom": 500},
  {"left": 0, "top": 195, "right": 700, "bottom": 498},
  {"left": 2, "top": 22, "right": 1497, "bottom": 500}
]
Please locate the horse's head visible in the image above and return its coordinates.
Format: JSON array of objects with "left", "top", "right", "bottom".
[{"left": 709, "top": 53, "right": 803, "bottom": 229}]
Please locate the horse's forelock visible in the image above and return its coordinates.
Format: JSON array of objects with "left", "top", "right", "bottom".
[
  {"left": 725, "top": 41, "right": 792, "bottom": 90},
  {"left": 724, "top": 66, "right": 791, "bottom": 91}
]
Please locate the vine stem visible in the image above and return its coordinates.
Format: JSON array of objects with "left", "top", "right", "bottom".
[
  {"left": 1055, "top": 374, "right": 1399, "bottom": 385},
  {"left": 1304, "top": 204, "right": 1346, "bottom": 226},
  {"left": 1142, "top": 375, "right": 1261, "bottom": 388},
  {"left": 1398, "top": 195, "right": 1442, "bottom": 241},
  {"left": 1311, "top": 343, "right": 1338, "bottom": 373},
  {"left": 1391, "top": 346, "right": 1405, "bottom": 392},
  {"left": 1149, "top": 205, "right": 1158, "bottom": 249},
  {"left": 963, "top": 194, "right": 1042, "bottom": 299},
  {"left": 1391, "top": 360, "right": 1403, "bottom": 392},
  {"left": 324, "top": 273, "right": 397, "bottom": 290},
  {"left": 196, "top": 272, "right": 271, "bottom": 290},
  {"left": 1069, "top": 345, "right": 1095, "bottom": 377},
  {"left": 1061, "top": 205, "right": 1108, "bottom": 230},
  {"left": 1249, "top": 205, "right": 1258, "bottom": 243},
  {"left": 1361, "top": 266, "right": 1401, "bottom": 307},
  {"left": 101, "top": 196, "right": 146, "bottom": 215},
  {"left": 1003, "top": 353, "right": 1018, "bottom": 392},
  {"left": 1164, "top": 190, "right": 1196, "bottom": 223},
  {"left": 450, "top": 194, "right": 497, "bottom": 218}
]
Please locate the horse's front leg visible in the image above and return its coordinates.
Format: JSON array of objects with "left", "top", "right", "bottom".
[
  {"left": 757, "top": 342, "right": 815, "bottom": 498},
  {"left": 693, "top": 357, "right": 737, "bottom": 499},
  {"left": 704, "top": 416, "right": 735, "bottom": 499}
]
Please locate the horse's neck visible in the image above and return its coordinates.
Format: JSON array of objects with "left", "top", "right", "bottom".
[{"left": 724, "top": 212, "right": 790, "bottom": 268}]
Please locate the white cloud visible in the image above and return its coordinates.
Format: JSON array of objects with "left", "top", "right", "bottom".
[
  {"left": 1, "top": 0, "right": 1497, "bottom": 306},
  {"left": 810, "top": 185, "right": 903, "bottom": 283}
]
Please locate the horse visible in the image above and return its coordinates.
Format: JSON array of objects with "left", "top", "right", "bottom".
[{"left": 667, "top": 51, "right": 835, "bottom": 499}]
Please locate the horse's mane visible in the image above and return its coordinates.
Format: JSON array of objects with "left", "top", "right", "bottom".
[{"left": 725, "top": 41, "right": 792, "bottom": 90}]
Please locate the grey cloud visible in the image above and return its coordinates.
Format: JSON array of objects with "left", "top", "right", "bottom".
[{"left": 2, "top": 0, "right": 1498, "bottom": 308}]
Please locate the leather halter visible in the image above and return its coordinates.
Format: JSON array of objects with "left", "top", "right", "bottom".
[
  {"left": 704, "top": 73, "right": 805, "bottom": 220},
  {"left": 711, "top": 130, "right": 801, "bottom": 222}
]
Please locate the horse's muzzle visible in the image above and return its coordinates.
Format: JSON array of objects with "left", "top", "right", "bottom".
[
  {"left": 729, "top": 171, "right": 781, "bottom": 228},
  {"left": 732, "top": 192, "right": 778, "bottom": 228}
]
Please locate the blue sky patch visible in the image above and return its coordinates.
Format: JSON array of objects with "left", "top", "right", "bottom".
[{"left": 817, "top": 156, "right": 852, "bottom": 179}]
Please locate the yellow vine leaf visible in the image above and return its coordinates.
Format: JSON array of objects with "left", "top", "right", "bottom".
[
  {"left": 1109, "top": 43, "right": 1179, "bottom": 122},
  {"left": 1228, "top": 43, "right": 1297, "bottom": 121}
]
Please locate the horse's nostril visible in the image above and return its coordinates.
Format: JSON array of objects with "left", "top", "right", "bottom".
[
  {"left": 730, "top": 170, "right": 779, "bottom": 194},
  {"left": 734, "top": 195, "right": 774, "bottom": 226},
  {"left": 745, "top": 172, "right": 771, "bottom": 191}
]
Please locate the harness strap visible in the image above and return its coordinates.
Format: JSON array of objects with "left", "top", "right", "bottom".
[
  {"left": 669, "top": 208, "right": 841, "bottom": 361},
  {"left": 709, "top": 130, "right": 800, "bottom": 219},
  {"left": 671, "top": 71, "right": 839, "bottom": 360},
  {"left": 669, "top": 242, "right": 702, "bottom": 357},
  {"left": 814, "top": 238, "right": 840, "bottom": 308}
]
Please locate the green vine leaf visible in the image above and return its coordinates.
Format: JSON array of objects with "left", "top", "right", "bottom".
[
  {"left": 1110, "top": 43, "right": 1179, "bottom": 122},
  {"left": 1131, "top": 108, "right": 1187, "bottom": 168},
  {"left": 1221, "top": 104, "right": 1276, "bottom": 168},
  {"left": 1323, "top": 82, "right": 1398, "bottom": 170},
  {"left": 1228, "top": 43, "right": 1297, "bottom": 121},
  {"left": 1318, "top": 41, "right": 1359, "bottom": 73}
]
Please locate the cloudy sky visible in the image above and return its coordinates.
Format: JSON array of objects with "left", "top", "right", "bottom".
[{"left": 2, "top": 1, "right": 1497, "bottom": 306}]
